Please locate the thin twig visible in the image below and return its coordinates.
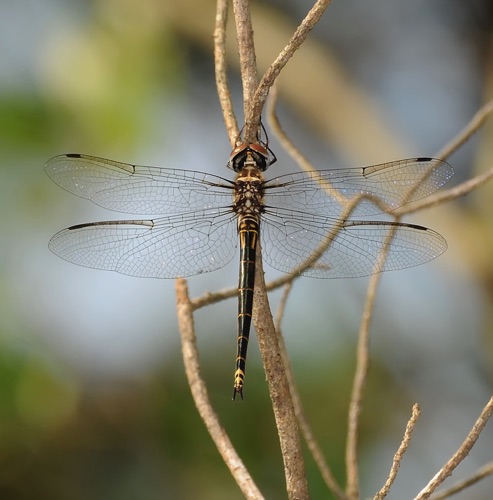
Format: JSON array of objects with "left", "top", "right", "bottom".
[
  {"left": 394, "top": 97, "right": 493, "bottom": 216},
  {"left": 374, "top": 404, "right": 421, "bottom": 499},
  {"left": 435, "top": 98, "right": 493, "bottom": 160},
  {"left": 252, "top": 244, "right": 309, "bottom": 499},
  {"left": 267, "top": 84, "right": 353, "bottom": 204},
  {"left": 274, "top": 282, "right": 293, "bottom": 333},
  {"left": 414, "top": 397, "right": 493, "bottom": 499},
  {"left": 249, "top": 0, "right": 333, "bottom": 128},
  {"left": 267, "top": 82, "right": 320, "bottom": 176},
  {"left": 430, "top": 461, "right": 493, "bottom": 500},
  {"left": 394, "top": 166, "right": 493, "bottom": 216},
  {"left": 175, "top": 278, "right": 264, "bottom": 499},
  {"left": 214, "top": 0, "right": 239, "bottom": 145},
  {"left": 232, "top": 0, "right": 259, "bottom": 141},
  {"left": 345, "top": 206, "right": 408, "bottom": 498},
  {"left": 190, "top": 273, "right": 297, "bottom": 311},
  {"left": 274, "top": 283, "right": 347, "bottom": 500},
  {"left": 344, "top": 245, "right": 388, "bottom": 499}
]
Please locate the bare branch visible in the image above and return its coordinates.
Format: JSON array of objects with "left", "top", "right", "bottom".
[
  {"left": 430, "top": 461, "right": 493, "bottom": 500},
  {"left": 393, "top": 98, "right": 493, "bottom": 216},
  {"left": 394, "top": 166, "right": 493, "bottom": 217},
  {"left": 175, "top": 279, "right": 264, "bottom": 499},
  {"left": 232, "top": 0, "right": 259, "bottom": 141},
  {"left": 267, "top": 84, "right": 354, "bottom": 204},
  {"left": 435, "top": 98, "right": 493, "bottom": 160},
  {"left": 214, "top": 0, "right": 239, "bottom": 145},
  {"left": 190, "top": 285, "right": 237, "bottom": 311},
  {"left": 414, "top": 397, "right": 493, "bottom": 499},
  {"left": 344, "top": 274, "right": 379, "bottom": 498},
  {"left": 250, "top": 0, "right": 333, "bottom": 127},
  {"left": 274, "top": 282, "right": 293, "bottom": 333},
  {"left": 274, "top": 284, "right": 346, "bottom": 499},
  {"left": 190, "top": 272, "right": 300, "bottom": 312},
  {"left": 252, "top": 244, "right": 309, "bottom": 499},
  {"left": 374, "top": 404, "right": 421, "bottom": 499},
  {"left": 267, "top": 82, "right": 323, "bottom": 177},
  {"left": 345, "top": 225, "right": 398, "bottom": 499}
]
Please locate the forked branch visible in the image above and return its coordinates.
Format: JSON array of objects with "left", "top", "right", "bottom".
[
  {"left": 430, "top": 461, "right": 493, "bottom": 500},
  {"left": 175, "top": 279, "right": 263, "bottom": 499},
  {"left": 249, "top": 0, "right": 333, "bottom": 129},
  {"left": 415, "top": 397, "right": 493, "bottom": 499}
]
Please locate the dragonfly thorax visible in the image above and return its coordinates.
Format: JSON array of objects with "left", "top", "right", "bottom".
[{"left": 232, "top": 165, "right": 265, "bottom": 217}]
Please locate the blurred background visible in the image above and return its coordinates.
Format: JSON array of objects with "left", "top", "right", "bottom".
[{"left": 1, "top": 0, "right": 493, "bottom": 498}]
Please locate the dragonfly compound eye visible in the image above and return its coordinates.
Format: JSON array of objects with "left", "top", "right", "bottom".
[{"left": 227, "top": 143, "right": 271, "bottom": 172}]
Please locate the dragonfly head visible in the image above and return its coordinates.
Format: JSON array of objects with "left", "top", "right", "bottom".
[{"left": 227, "top": 142, "right": 277, "bottom": 172}]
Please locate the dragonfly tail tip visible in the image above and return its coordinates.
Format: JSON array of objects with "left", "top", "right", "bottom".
[{"left": 232, "top": 386, "right": 244, "bottom": 401}]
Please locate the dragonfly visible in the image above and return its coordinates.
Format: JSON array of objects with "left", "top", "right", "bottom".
[{"left": 45, "top": 131, "right": 453, "bottom": 399}]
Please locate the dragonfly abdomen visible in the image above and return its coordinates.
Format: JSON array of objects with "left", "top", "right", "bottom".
[{"left": 233, "top": 214, "right": 260, "bottom": 400}]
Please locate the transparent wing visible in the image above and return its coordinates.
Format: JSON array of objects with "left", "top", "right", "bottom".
[
  {"left": 261, "top": 207, "right": 447, "bottom": 278},
  {"left": 264, "top": 158, "right": 453, "bottom": 218},
  {"left": 45, "top": 154, "right": 235, "bottom": 215},
  {"left": 48, "top": 209, "right": 238, "bottom": 278}
]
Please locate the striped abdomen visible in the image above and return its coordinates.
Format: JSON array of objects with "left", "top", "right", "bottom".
[{"left": 232, "top": 214, "right": 259, "bottom": 400}]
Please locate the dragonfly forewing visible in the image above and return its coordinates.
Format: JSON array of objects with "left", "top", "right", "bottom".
[
  {"left": 45, "top": 154, "right": 236, "bottom": 216},
  {"left": 263, "top": 158, "right": 453, "bottom": 218}
]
